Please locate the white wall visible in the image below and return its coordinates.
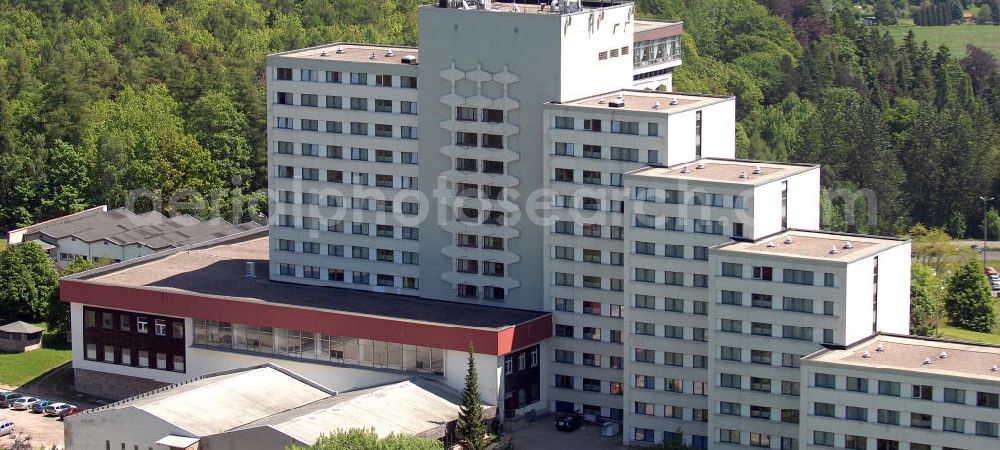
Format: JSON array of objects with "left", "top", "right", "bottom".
[
  {"left": 557, "top": 6, "right": 634, "bottom": 102},
  {"left": 444, "top": 349, "right": 501, "bottom": 406},
  {"left": 65, "top": 407, "right": 190, "bottom": 450},
  {"left": 697, "top": 99, "right": 736, "bottom": 159}
]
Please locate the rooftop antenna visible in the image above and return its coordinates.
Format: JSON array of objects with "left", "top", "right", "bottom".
[
  {"left": 320, "top": 49, "right": 329, "bottom": 56},
  {"left": 738, "top": 171, "right": 747, "bottom": 179},
  {"left": 335, "top": 46, "right": 345, "bottom": 54},
  {"left": 652, "top": 101, "right": 661, "bottom": 109},
  {"left": 370, "top": 52, "right": 377, "bottom": 59},
  {"left": 680, "top": 166, "right": 690, "bottom": 174}
]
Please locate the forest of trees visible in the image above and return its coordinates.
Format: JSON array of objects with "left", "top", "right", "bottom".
[{"left": 0, "top": 0, "right": 997, "bottom": 239}]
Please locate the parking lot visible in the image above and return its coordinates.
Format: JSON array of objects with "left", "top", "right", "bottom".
[
  {"left": 509, "top": 416, "right": 624, "bottom": 450},
  {"left": 0, "top": 397, "right": 68, "bottom": 449}
]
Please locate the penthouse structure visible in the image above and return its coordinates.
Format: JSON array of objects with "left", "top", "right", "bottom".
[{"left": 62, "top": 1, "right": 919, "bottom": 449}]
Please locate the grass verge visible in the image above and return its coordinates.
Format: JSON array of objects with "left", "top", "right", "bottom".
[
  {"left": 0, "top": 323, "right": 71, "bottom": 387},
  {"left": 881, "top": 24, "right": 1000, "bottom": 58}
]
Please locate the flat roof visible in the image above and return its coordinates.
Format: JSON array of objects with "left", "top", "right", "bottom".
[
  {"left": 558, "top": 90, "right": 732, "bottom": 115},
  {"left": 433, "top": 1, "right": 629, "bottom": 15},
  {"left": 70, "top": 229, "right": 547, "bottom": 330},
  {"left": 634, "top": 19, "right": 681, "bottom": 33},
  {"left": 714, "top": 229, "right": 907, "bottom": 263},
  {"left": 626, "top": 158, "right": 816, "bottom": 186},
  {"left": 805, "top": 334, "right": 1000, "bottom": 383},
  {"left": 272, "top": 43, "right": 419, "bottom": 64}
]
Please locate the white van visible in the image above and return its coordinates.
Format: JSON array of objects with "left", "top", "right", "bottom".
[{"left": 0, "top": 420, "right": 14, "bottom": 436}]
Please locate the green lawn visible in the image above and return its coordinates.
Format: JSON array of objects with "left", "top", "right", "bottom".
[
  {"left": 0, "top": 323, "right": 71, "bottom": 387},
  {"left": 882, "top": 24, "right": 1000, "bottom": 58},
  {"left": 939, "top": 324, "right": 1000, "bottom": 345}
]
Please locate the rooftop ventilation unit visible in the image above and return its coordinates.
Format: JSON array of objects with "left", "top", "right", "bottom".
[
  {"left": 652, "top": 101, "right": 661, "bottom": 109},
  {"left": 608, "top": 98, "right": 625, "bottom": 108},
  {"left": 766, "top": 241, "right": 776, "bottom": 248},
  {"left": 369, "top": 52, "right": 378, "bottom": 60},
  {"left": 320, "top": 50, "right": 329, "bottom": 56},
  {"left": 939, "top": 351, "right": 949, "bottom": 359},
  {"left": 923, "top": 357, "right": 933, "bottom": 365},
  {"left": 335, "top": 46, "right": 345, "bottom": 54},
  {"left": 862, "top": 351, "right": 871, "bottom": 358},
  {"left": 829, "top": 246, "right": 839, "bottom": 254},
  {"left": 843, "top": 241, "right": 853, "bottom": 249},
  {"left": 752, "top": 165, "right": 763, "bottom": 174},
  {"left": 695, "top": 162, "right": 705, "bottom": 170},
  {"left": 669, "top": 97, "right": 679, "bottom": 105},
  {"left": 738, "top": 171, "right": 747, "bottom": 179},
  {"left": 875, "top": 345, "right": 885, "bottom": 352},
  {"left": 401, "top": 55, "right": 417, "bottom": 65},
  {"left": 784, "top": 236, "right": 794, "bottom": 245},
  {"left": 245, "top": 261, "right": 256, "bottom": 279},
  {"left": 385, "top": 49, "right": 395, "bottom": 57},
  {"left": 993, "top": 365, "right": 999, "bottom": 372},
  {"left": 598, "top": 97, "right": 606, "bottom": 104},
  {"left": 679, "top": 166, "right": 690, "bottom": 174}
]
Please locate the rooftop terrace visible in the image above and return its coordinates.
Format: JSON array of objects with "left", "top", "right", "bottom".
[
  {"left": 68, "top": 229, "right": 546, "bottom": 331},
  {"left": 558, "top": 90, "right": 731, "bottom": 114},
  {"left": 805, "top": 334, "right": 1000, "bottom": 383},
  {"left": 272, "top": 43, "right": 419, "bottom": 65},
  {"left": 626, "top": 158, "right": 815, "bottom": 186},
  {"left": 715, "top": 229, "right": 908, "bottom": 263}
]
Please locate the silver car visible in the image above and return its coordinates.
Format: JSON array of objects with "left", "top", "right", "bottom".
[
  {"left": 0, "top": 420, "right": 13, "bottom": 436},
  {"left": 9, "top": 397, "right": 38, "bottom": 411}
]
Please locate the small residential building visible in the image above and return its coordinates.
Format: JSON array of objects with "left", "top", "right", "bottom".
[
  {"left": 0, "top": 321, "right": 43, "bottom": 353},
  {"left": 801, "top": 334, "right": 1000, "bottom": 450},
  {"left": 64, "top": 363, "right": 472, "bottom": 450},
  {"left": 6, "top": 206, "right": 261, "bottom": 267}
]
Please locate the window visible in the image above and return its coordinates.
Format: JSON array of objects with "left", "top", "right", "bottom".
[
  {"left": 583, "top": 327, "right": 600, "bottom": 341},
  {"left": 610, "top": 147, "right": 638, "bottom": 161},
  {"left": 635, "top": 348, "right": 655, "bottom": 363},
  {"left": 721, "top": 290, "right": 742, "bottom": 306},
  {"left": 910, "top": 412, "right": 932, "bottom": 429},
  {"left": 663, "top": 325, "right": 683, "bottom": 339},
  {"left": 326, "top": 71, "right": 341, "bottom": 83},
  {"left": 325, "top": 95, "right": 342, "bottom": 108},
  {"left": 719, "top": 429, "right": 740, "bottom": 444},
  {"left": 720, "top": 346, "right": 741, "bottom": 362},
  {"left": 276, "top": 67, "right": 292, "bottom": 80},
  {"left": 944, "top": 388, "right": 966, "bottom": 404},
  {"left": 301, "top": 94, "right": 318, "bottom": 107},
  {"left": 721, "top": 319, "right": 742, "bottom": 333},
  {"left": 781, "top": 408, "right": 800, "bottom": 424},
  {"left": 634, "top": 428, "right": 654, "bottom": 443},
  {"left": 693, "top": 301, "right": 708, "bottom": 315},
  {"left": 752, "top": 266, "right": 773, "bottom": 281},
  {"left": 720, "top": 373, "right": 741, "bottom": 389},
  {"left": 721, "top": 262, "right": 743, "bottom": 278},
  {"left": 878, "top": 409, "right": 900, "bottom": 425},
  {"left": 276, "top": 91, "right": 292, "bottom": 105},
  {"left": 400, "top": 76, "right": 417, "bottom": 88},
  {"left": 815, "top": 373, "right": 836, "bottom": 389},
  {"left": 692, "top": 355, "right": 707, "bottom": 368},
  {"left": 692, "top": 219, "right": 723, "bottom": 234},
  {"left": 783, "top": 297, "right": 813, "bottom": 313},
  {"left": 977, "top": 391, "right": 999, "bottom": 408},
  {"left": 912, "top": 384, "right": 933, "bottom": 400},
  {"left": 976, "top": 421, "right": 999, "bottom": 437},
  {"left": 814, "top": 402, "right": 835, "bottom": 417},
  {"left": 583, "top": 118, "right": 601, "bottom": 131},
  {"left": 847, "top": 377, "right": 869, "bottom": 393},
  {"left": 783, "top": 325, "right": 812, "bottom": 341},
  {"left": 813, "top": 431, "right": 834, "bottom": 447},
  {"left": 136, "top": 317, "right": 149, "bottom": 334},
  {"left": 751, "top": 350, "right": 771, "bottom": 365},
  {"left": 648, "top": 122, "right": 658, "bottom": 136},
  {"left": 300, "top": 69, "right": 317, "bottom": 81},
  {"left": 719, "top": 401, "right": 741, "bottom": 416},
  {"left": 845, "top": 435, "right": 866, "bottom": 450},
  {"left": 845, "top": 406, "right": 868, "bottom": 421},
  {"left": 879, "top": 380, "right": 901, "bottom": 396},
  {"left": 783, "top": 269, "right": 814, "bottom": 285},
  {"left": 554, "top": 116, "right": 574, "bottom": 129},
  {"left": 482, "top": 133, "right": 503, "bottom": 148},
  {"left": 611, "top": 120, "right": 639, "bottom": 134},
  {"left": 350, "top": 72, "right": 367, "bottom": 85},
  {"left": 350, "top": 122, "right": 367, "bottom": 135},
  {"left": 750, "top": 433, "right": 770, "bottom": 448},
  {"left": 782, "top": 380, "right": 800, "bottom": 396},
  {"left": 943, "top": 417, "right": 965, "bottom": 433},
  {"left": 138, "top": 350, "right": 149, "bottom": 367}
]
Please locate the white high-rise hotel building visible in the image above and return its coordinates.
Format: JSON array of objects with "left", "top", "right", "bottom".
[{"left": 264, "top": 1, "right": 916, "bottom": 448}]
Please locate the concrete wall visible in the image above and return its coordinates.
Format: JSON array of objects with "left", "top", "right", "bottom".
[{"left": 65, "top": 407, "right": 190, "bottom": 450}]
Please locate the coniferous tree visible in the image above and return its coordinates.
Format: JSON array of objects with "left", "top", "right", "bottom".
[
  {"left": 458, "top": 344, "right": 489, "bottom": 450},
  {"left": 944, "top": 261, "right": 996, "bottom": 333},
  {"left": 910, "top": 263, "right": 940, "bottom": 336}
]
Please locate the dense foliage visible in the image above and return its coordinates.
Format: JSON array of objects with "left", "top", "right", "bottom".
[
  {"left": 0, "top": 241, "right": 57, "bottom": 322},
  {"left": 289, "top": 429, "right": 442, "bottom": 450},
  {"left": 0, "top": 0, "right": 997, "bottom": 237},
  {"left": 944, "top": 260, "right": 996, "bottom": 332},
  {"left": 0, "top": 0, "right": 419, "bottom": 230}
]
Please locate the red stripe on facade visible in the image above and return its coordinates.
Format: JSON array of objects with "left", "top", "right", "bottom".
[{"left": 61, "top": 279, "right": 551, "bottom": 355}]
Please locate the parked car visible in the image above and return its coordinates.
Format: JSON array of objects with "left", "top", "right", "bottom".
[
  {"left": 0, "top": 393, "right": 22, "bottom": 408},
  {"left": 56, "top": 405, "right": 79, "bottom": 419},
  {"left": 0, "top": 420, "right": 13, "bottom": 436},
  {"left": 555, "top": 413, "right": 583, "bottom": 432},
  {"left": 9, "top": 397, "right": 38, "bottom": 411},
  {"left": 992, "top": 280, "right": 1000, "bottom": 291},
  {"left": 990, "top": 273, "right": 1000, "bottom": 282},
  {"left": 30, "top": 400, "right": 54, "bottom": 413},
  {"left": 987, "top": 267, "right": 999, "bottom": 277},
  {"left": 43, "top": 403, "right": 68, "bottom": 416}
]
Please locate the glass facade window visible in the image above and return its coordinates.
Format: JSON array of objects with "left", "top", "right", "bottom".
[
  {"left": 193, "top": 319, "right": 445, "bottom": 375},
  {"left": 633, "top": 35, "right": 681, "bottom": 67}
]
